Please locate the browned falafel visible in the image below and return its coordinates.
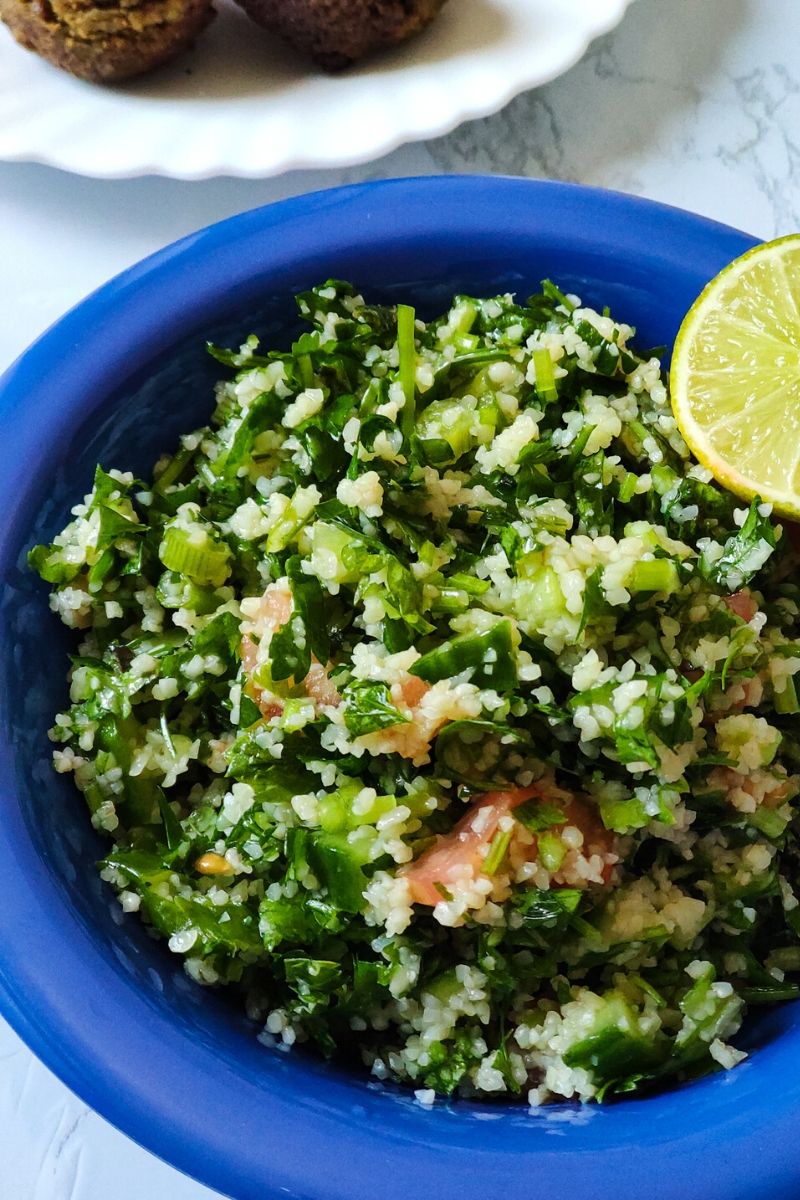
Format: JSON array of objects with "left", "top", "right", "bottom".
[
  {"left": 0, "top": 0, "right": 214, "bottom": 82},
  {"left": 234, "top": 0, "right": 448, "bottom": 70}
]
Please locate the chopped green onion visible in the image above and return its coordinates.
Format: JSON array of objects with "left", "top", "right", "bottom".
[
  {"left": 153, "top": 445, "right": 195, "bottom": 494},
  {"left": 630, "top": 974, "right": 666, "bottom": 1007},
  {"left": 158, "top": 524, "right": 230, "bottom": 587},
  {"left": 532, "top": 348, "right": 558, "bottom": 403},
  {"left": 483, "top": 828, "right": 513, "bottom": 876},
  {"left": 397, "top": 303, "right": 417, "bottom": 438},
  {"left": 618, "top": 472, "right": 639, "bottom": 504},
  {"left": 542, "top": 280, "right": 576, "bottom": 312},
  {"left": 298, "top": 353, "right": 314, "bottom": 388},
  {"left": 449, "top": 298, "right": 478, "bottom": 337}
]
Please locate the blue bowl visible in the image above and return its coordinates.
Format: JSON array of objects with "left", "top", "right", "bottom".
[{"left": 0, "top": 177, "right": 795, "bottom": 1200}]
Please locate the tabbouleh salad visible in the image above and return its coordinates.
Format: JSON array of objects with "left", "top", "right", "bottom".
[{"left": 31, "top": 279, "right": 800, "bottom": 1106}]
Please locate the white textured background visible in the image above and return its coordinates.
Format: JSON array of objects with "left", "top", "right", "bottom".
[{"left": 1, "top": 0, "right": 799, "bottom": 1195}]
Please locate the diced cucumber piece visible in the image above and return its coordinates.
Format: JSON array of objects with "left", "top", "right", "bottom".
[
  {"left": 159, "top": 520, "right": 230, "bottom": 588},
  {"left": 628, "top": 559, "right": 680, "bottom": 595}
]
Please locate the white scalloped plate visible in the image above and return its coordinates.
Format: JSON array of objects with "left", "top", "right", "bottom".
[{"left": 0, "top": 0, "right": 634, "bottom": 180}]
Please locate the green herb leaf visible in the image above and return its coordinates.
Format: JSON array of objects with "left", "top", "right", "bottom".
[{"left": 342, "top": 680, "right": 408, "bottom": 737}]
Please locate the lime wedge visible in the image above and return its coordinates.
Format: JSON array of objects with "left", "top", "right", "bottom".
[{"left": 670, "top": 233, "right": 800, "bottom": 517}]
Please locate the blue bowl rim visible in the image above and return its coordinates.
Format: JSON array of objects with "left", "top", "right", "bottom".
[{"left": 3, "top": 175, "right": 796, "bottom": 1200}]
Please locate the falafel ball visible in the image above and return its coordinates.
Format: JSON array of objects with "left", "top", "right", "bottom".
[
  {"left": 234, "top": 0, "right": 447, "bottom": 70},
  {"left": 0, "top": 0, "right": 214, "bottom": 83}
]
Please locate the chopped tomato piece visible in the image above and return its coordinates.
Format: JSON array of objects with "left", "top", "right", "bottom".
[
  {"left": 260, "top": 584, "right": 293, "bottom": 629},
  {"left": 398, "top": 674, "right": 429, "bottom": 710},
  {"left": 305, "top": 661, "right": 341, "bottom": 709},
  {"left": 402, "top": 787, "right": 531, "bottom": 906},
  {"left": 240, "top": 633, "right": 259, "bottom": 678},
  {"left": 724, "top": 590, "right": 757, "bottom": 623},
  {"left": 403, "top": 784, "right": 613, "bottom": 906},
  {"left": 240, "top": 582, "right": 340, "bottom": 718}
]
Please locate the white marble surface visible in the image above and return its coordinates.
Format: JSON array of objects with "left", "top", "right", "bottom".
[{"left": 1, "top": 0, "right": 799, "bottom": 1195}]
